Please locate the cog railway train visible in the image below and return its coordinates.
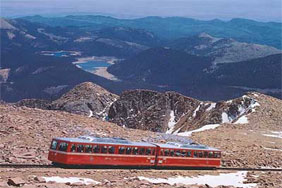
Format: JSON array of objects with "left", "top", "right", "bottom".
[{"left": 48, "top": 135, "right": 221, "bottom": 168}]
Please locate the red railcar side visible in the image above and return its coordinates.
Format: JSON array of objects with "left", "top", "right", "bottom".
[
  {"left": 48, "top": 136, "right": 221, "bottom": 168},
  {"left": 155, "top": 146, "right": 221, "bottom": 167}
]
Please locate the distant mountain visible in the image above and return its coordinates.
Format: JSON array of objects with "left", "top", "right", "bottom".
[
  {"left": 2, "top": 17, "right": 281, "bottom": 102},
  {"left": 168, "top": 33, "right": 281, "bottom": 64},
  {"left": 22, "top": 15, "right": 282, "bottom": 49},
  {"left": 212, "top": 54, "right": 282, "bottom": 98},
  {"left": 0, "top": 18, "right": 156, "bottom": 58},
  {"left": 96, "top": 27, "right": 161, "bottom": 47},
  {"left": 108, "top": 47, "right": 212, "bottom": 86},
  {"left": 0, "top": 18, "right": 166, "bottom": 102},
  {"left": 108, "top": 48, "right": 282, "bottom": 100}
]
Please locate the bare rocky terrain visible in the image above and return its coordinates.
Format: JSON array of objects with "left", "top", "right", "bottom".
[
  {"left": 16, "top": 82, "right": 118, "bottom": 119},
  {"left": 0, "top": 91, "right": 282, "bottom": 187},
  {"left": 108, "top": 89, "right": 263, "bottom": 134}
]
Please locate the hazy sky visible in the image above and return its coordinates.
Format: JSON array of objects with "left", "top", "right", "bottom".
[{"left": 1, "top": 0, "right": 281, "bottom": 22}]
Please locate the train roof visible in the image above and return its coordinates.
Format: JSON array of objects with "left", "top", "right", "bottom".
[
  {"left": 53, "top": 136, "right": 220, "bottom": 151},
  {"left": 54, "top": 136, "right": 155, "bottom": 147},
  {"left": 157, "top": 142, "right": 220, "bottom": 151}
]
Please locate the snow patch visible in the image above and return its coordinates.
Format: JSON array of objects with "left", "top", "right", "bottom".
[
  {"left": 192, "top": 104, "right": 201, "bottom": 117},
  {"left": 221, "top": 112, "right": 232, "bottom": 123},
  {"left": 88, "top": 110, "right": 93, "bottom": 117},
  {"left": 166, "top": 111, "right": 177, "bottom": 134},
  {"left": 42, "top": 176, "right": 100, "bottom": 185},
  {"left": 263, "top": 131, "right": 282, "bottom": 139},
  {"left": 206, "top": 103, "right": 216, "bottom": 111},
  {"left": 138, "top": 171, "right": 256, "bottom": 188},
  {"left": 177, "top": 124, "right": 220, "bottom": 137},
  {"left": 234, "top": 115, "right": 248, "bottom": 124},
  {"left": 263, "top": 147, "right": 282, "bottom": 152}
]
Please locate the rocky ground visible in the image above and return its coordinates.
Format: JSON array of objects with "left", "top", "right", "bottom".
[
  {"left": 0, "top": 168, "right": 281, "bottom": 188},
  {"left": 0, "top": 92, "right": 282, "bottom": 187}
]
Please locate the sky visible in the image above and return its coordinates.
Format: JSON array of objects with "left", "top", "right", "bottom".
[{"left": 1, "top": 0, "right": 281, "bottom": 22}]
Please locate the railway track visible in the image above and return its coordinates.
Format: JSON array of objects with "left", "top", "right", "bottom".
[{"left": 0, "top": 164, "right": 281, "bottom": 171}]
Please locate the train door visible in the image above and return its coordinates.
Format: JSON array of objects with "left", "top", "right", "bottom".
[{"left": 154, "top": 145, "right": 161, "bottom": 166}]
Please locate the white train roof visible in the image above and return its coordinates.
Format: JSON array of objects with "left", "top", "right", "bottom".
[
  {"left": 55, "top": 136, "right": 155, "bottom": 147},
  {"left": 54, "top": 135, "right": 220, "bottom": 151},
  {"left": 156, "top": 142, "right": 220, "bottom": 151}
]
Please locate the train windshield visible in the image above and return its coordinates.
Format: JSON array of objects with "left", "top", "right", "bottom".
[{"left": 50, "top": 140, "right": 58, "bottom": 150}]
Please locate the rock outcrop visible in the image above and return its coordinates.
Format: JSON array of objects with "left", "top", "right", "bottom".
[
  {"left": 108, "top": 90, "right": 200, "bottom": 132},
  {"left": 50, "top": 82, "right": 118, "bottom": 119},
  {"left": 16, "top": 82, "right": 119, "bottom": 120},
  {"left": 109, "top": 90, "right": 260, "bottom": 133}
]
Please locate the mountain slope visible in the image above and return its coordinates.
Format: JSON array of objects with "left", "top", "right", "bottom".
[
  {"left": 108, "top": 49, "right": 282, "bottom": 100},
  {"left": 108, "top": 90, "right": 261, "bottom": 134},
  {"left": 168, "top": 33, "right": 281, "bottom": 64},
  {"left": 108, "top": 47, "right": 212, "bottom": 86},
  {"left": 50, "top": 82, "right": 118, "bottom": 119}
]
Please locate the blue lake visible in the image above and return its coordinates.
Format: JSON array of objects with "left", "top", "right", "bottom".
[{"left": 76, "top": 61, "right": 111, "bottom": 72}]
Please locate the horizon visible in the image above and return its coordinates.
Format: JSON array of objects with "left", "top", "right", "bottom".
[
  {"left": 2, "top": 14, "right": 282, "bottom": 24},
  {"left": 1, "top": 0, "right": 281, "bottom": 22}
]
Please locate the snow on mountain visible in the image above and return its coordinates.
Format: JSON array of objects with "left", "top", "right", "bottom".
[{"left": 109, "top": 89, "right": 262, "bottom": 134}]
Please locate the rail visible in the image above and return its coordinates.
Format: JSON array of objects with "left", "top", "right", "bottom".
[{"left": 0, "top": 164, "right": 281, "bottom": 171}]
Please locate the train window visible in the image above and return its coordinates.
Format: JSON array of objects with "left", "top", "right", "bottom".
[
  {"left": 208, "top": 152, "right": 213, "bottom": 158},
  {"left": 101, "top": 146, "right": 107, "bottom": 153},
  {"left": 204, "top": 151, "right": 208, "bottom": 158},
  {"left": 50, "top": 140, "right": 58, "bottom": 150},
  {"left": 139, "top": 148, "right": 145, "bottom": 155},
  {"left": 215, "top": 152, "right": 221, "bottom": 158},
  {"left": 170, "top": 150, "right": 174, "bottom": 156},
  {"left": 93, "top": 145, "right": 100, "bottom": 153},
  {"left": 187, "top": 151, "right": 192, "bottom": 157},
  {"left": 146, "top": 148, "right": 152, "bottom": 155},
  {"left": 126, "top": 147, "right": 132, "bottom": 154},
  {"left": 175, "top": 150, "right": 181, "bottom": 157},
  {"left": 132, "top": 147, "right": 138, "bottom": 155},
  {"left": 181, "top": 150, "right": 186, "bottom": 157},
  {"left": 70, "top": 144, "right": 76, "bottom": 152},
  {"left": 198, "top": 151, "right": 203, "bottom": 158},
  {"left": 119, "top": 147, "right": 125, "bottom": 154},
  {"left": 164, "top": 149, "right": 169, "bottom": 156},
  {"left": 58, "top": 142, "right": 68, "bottom": 152},
  {"left": 194, "top": 151, "right": 198, "bottom": 158},
  {"left": 85, "top": 145, "right": 92, "bottom": 153},
  {"left": 152, "top": 149, "right": 155, "bottom": 155},
  {"left": 214, "top": 152, "right": 221, "bottom": 158},
  {"left": 77, "top": 145, "right": 84, "bottom": 152},
  {"left": 108, "top": 146, "right": 115, "bottom": 154}
]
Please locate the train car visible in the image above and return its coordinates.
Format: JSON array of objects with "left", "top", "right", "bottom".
[
  {"left": 156, "top": 142, "right": 221, "bottom": 168},
  {"left": 48, "top": 136, "right": 157, "bottom": 167},
  {"left": 48, "top": 135, "right": 221, "bottom": 168}
]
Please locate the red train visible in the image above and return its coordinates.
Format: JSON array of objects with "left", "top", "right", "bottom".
[{"left": 48, "top": 135, "right": 221, "bottom": 168}]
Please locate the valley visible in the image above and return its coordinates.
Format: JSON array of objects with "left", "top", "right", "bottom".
[{"left": 1, "top": 17, "right": 281, "bottom": 102}]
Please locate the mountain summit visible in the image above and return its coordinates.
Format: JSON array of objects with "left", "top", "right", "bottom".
[{"left": 51, "top": 82, "right": 118, "bottom": 119}]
